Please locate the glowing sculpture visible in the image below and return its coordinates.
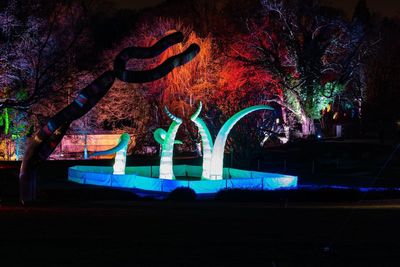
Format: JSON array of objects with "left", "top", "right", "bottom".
[
  {"left": 68, "top": 105, "right": 299, "bottom": 194},
  {"left": 154, "top": 107, "right": 183, "bottom": 180},
  {"left": 209, "top": 105, "right": 273, "bottom": 179},
  {"left": 191, "top": 104, "right": 273, "bottom": 180},
  {"left": 19, "top": 31, "right": 200, "bottom": 203},
  {"left": 89, "top": 133, "right": 130, "bottom": 175},
  {"left": 190, "top": 102, "right": 213, "bottom": 179}
]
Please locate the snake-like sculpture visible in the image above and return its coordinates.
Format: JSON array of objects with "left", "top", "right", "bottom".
[{"left": 19, "top": 31, "right": 200, "bottom": 203}]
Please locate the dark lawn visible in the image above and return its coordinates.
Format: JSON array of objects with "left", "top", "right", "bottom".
[
  {"left": 1, "top": 139, "right": 400, "bottom": 266},
  {"left": 1, "top": 200, "right": 400, "bottom": 266}
]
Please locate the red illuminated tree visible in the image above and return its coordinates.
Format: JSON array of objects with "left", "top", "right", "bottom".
[
  {"left": 97, "top": 18, "right": 219, "bottom": 150},
  {"left": 101, "top": 18, "right": 218, "bottom": 119}
]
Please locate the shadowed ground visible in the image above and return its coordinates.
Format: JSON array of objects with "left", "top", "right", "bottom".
[
  {"left": 1, "top": 139, "right": 400, "bottom": 266},
  {"left": 1, "top": 192, "right": 400, "bottom": 266}
]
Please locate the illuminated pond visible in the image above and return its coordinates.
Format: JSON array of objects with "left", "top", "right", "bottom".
[
  {"left": 68, "top": 165, "right": 298, "bottom": 194},
  {"left": 68, "top": 104, "right": 298, "bottom": 195}
]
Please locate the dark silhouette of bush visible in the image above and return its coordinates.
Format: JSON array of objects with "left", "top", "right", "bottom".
[
  {"left": 0, "top": 168, "right": 19, "bottom": 202},
  {"left": 215, "top": 188, "right": 400, "bottom": 202},
  {"left": 167, "top": 187, "right": 196, "bottom": 201},
  {"left": 39, "top": 186, "right": 140, "bottom": 202}
]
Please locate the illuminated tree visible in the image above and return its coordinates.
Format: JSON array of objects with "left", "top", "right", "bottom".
[
  {"left": 0, "top": 0, "right": 94, "bottom": 157},
  {"left": 87, "top": 80, "right": 151, "bottom": 151},
  {"left": 98, "top": 18, "right": 218, "bottom": 152},
  {"left": 102, "top": 18, "right": 217, "bottom": 118},
  {"left": 0, "top": 1, "right": 91, "bottom": 111},
  {"left": 230, "top": 0, "right": 367, "bottom": 137}
]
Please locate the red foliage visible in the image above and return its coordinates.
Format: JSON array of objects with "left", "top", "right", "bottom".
[{"left": 216, "top": 57, "right": 280, "bottom": 116}]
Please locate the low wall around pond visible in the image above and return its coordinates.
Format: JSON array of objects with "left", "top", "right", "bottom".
[{"left": 68, "top": 165, "right": 298, "bottom": 194}]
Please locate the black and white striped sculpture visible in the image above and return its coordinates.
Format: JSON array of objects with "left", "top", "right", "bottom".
[{"left": 19, "top": 32, "right": 200, "bottom": 203}]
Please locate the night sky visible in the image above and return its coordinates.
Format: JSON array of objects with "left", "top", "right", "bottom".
[
  {"left": 111, "top": 0, "right": 164, "bottom": 10},
  {"left": 112, "top": 0, "right": 400, "bottom": 17},
  {"left": 330, "top": 0, "right": 400, "bottom": 17}
]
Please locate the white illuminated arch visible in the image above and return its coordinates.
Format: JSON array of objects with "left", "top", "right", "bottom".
[
  {"left": 190, "top": 102, "right": 214, "bottom": 179},
  {"left": 208, "top": 105, "right": 273, "bottom": 180},
  {"left": 191, "top": 104, "right": 273, "bottom": 180}
]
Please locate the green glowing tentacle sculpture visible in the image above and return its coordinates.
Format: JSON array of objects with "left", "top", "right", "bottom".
[
  {"left": 154, "top": 128, "right": 182, "bottom": 145},
  {"left": 153, "top": 128, "right": 167, "bottom": 145},
  {"left": 154, "top": 107, "right": 183, "bottom": 180},
  {"left": 190, "top": 102, "right": 214, "bottom": 179},
  {"left": 208, "top": 105, "right": 274, "bottom": 180},
  {"left": 89, "top": 133, "right": 130, "bottom": 175}
]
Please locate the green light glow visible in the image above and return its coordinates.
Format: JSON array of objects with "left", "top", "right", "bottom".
[
  {"left": 311, "top": 82, "right": 344, "bottom": 119},
  {"left": 4, "top": 108, "right": 9, "bottom": 135},
  {"left": 0, "top": 108, "right": 10, "bottom": 135}
]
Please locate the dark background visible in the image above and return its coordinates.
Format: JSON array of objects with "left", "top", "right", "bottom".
[{"left": 112, "top": 0, "right": 400, "bottom": 17}]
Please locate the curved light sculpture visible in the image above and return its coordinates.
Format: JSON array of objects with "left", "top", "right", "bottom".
[
  {"left": 154, "top": 107, "right": 183, "bottom": 180},
  {"left": 190, "top": 102, "right": 214, "bottom": 179},
  {"left": 90, "top": 133, "right": 130, "bottom": 175},
  {"left": 190, "top": 103, "right": 274, "bottom": 180},
  {"left": 209, "top": 105, "right": 274, "bottom": 180}
]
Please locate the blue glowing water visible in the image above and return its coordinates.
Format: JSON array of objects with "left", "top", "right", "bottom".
[{"left": 68, "top": 165, "right": 298, "bottom": 194}]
